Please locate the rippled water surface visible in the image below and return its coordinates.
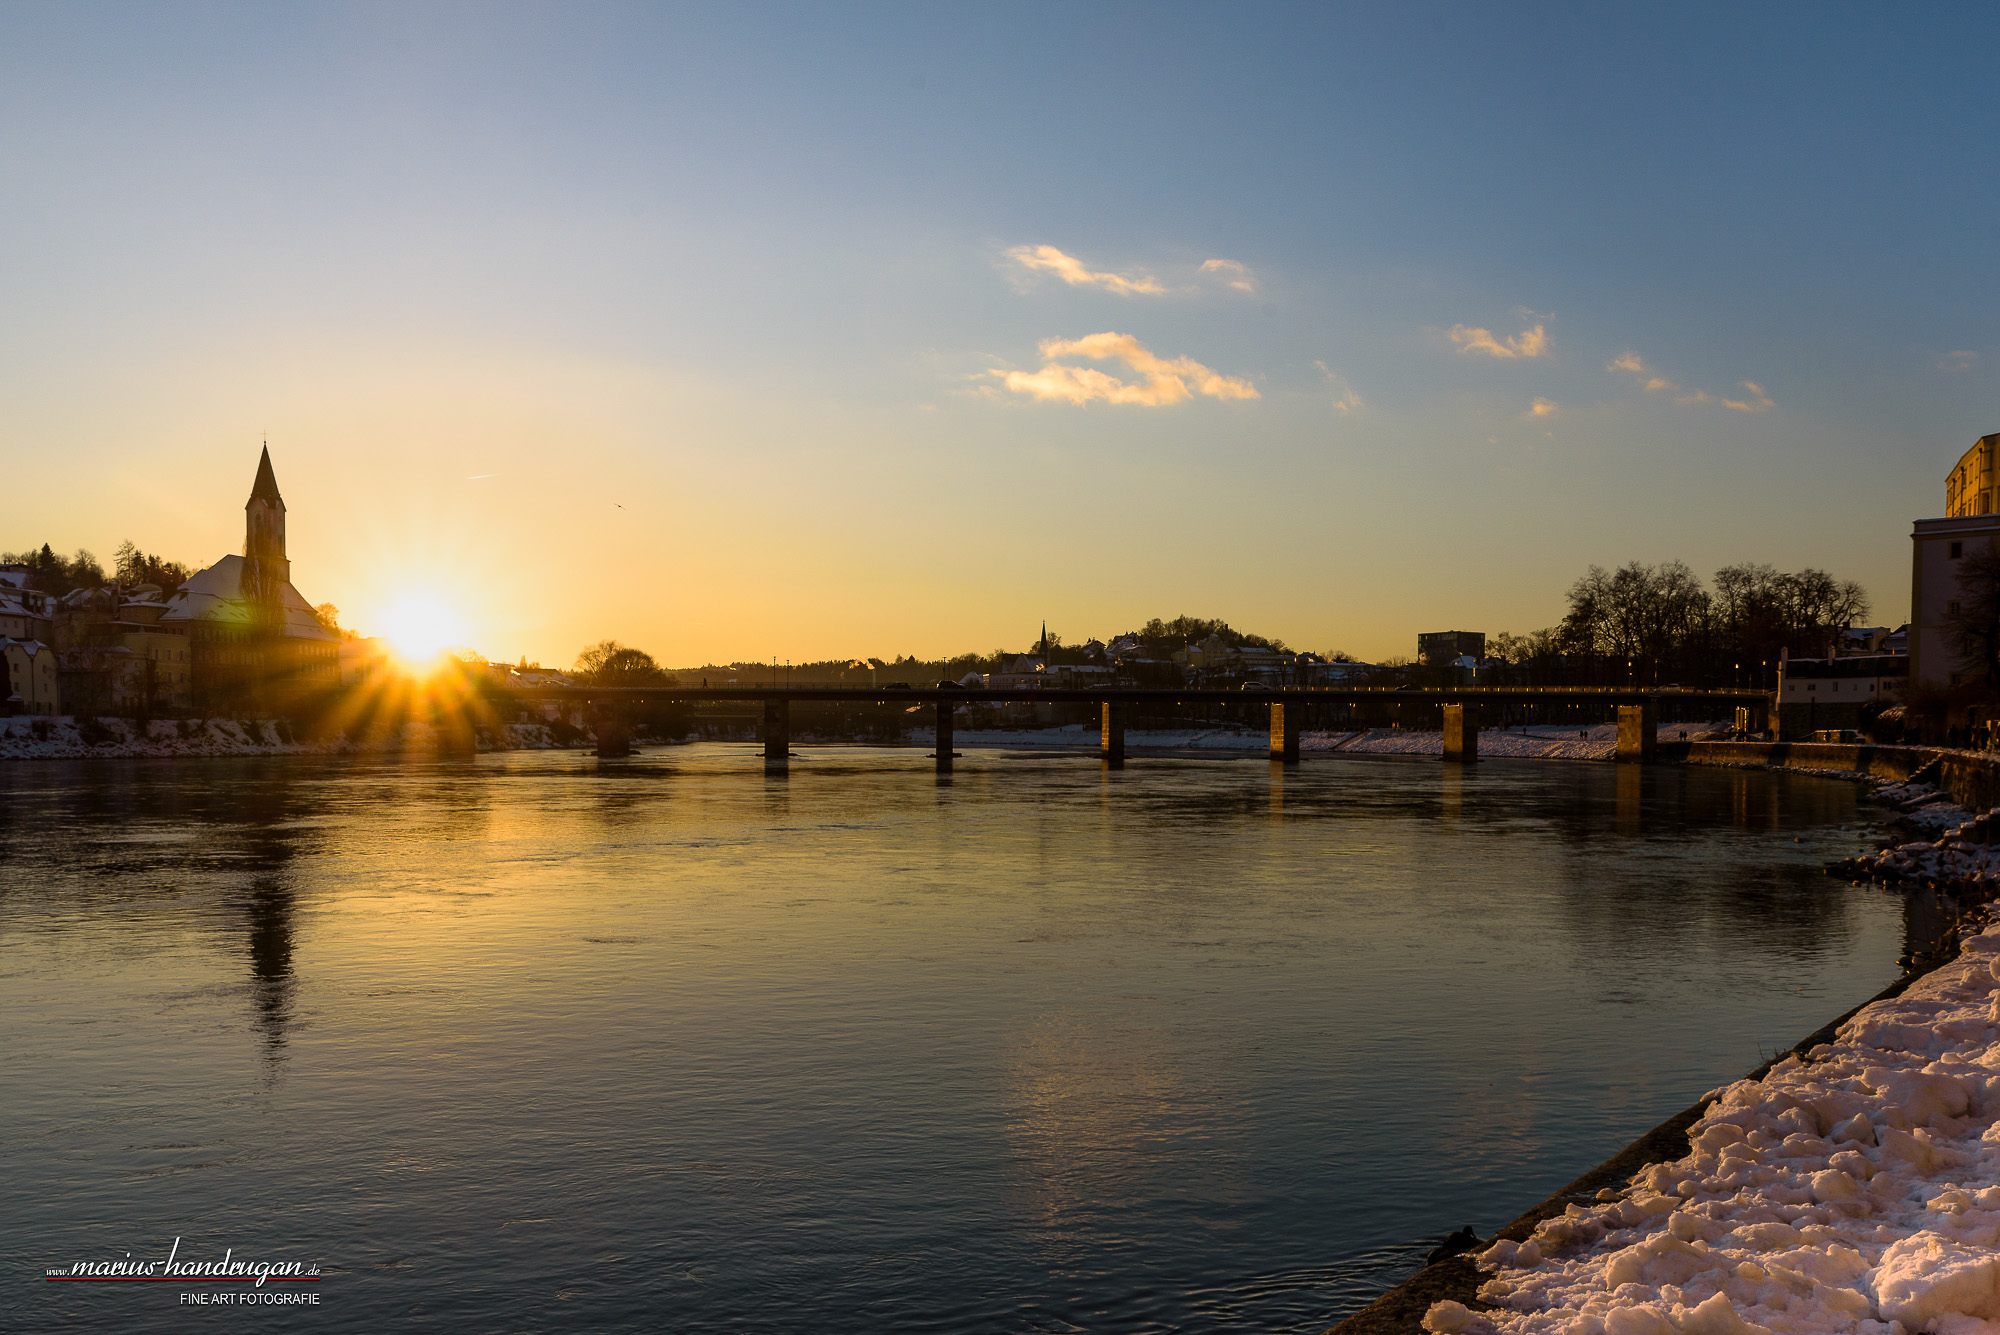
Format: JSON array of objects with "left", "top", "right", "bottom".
[{"left": 1, "top": 747, "right": 1904, "bottom": 1331}]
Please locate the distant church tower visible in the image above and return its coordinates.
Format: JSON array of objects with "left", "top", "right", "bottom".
[{"left": 242, "top": 445, "right": 290, "bottom": 620}]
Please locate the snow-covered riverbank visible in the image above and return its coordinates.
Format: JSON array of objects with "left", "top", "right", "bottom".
[
  {"left": 1434, "top": 923, "right": 2000, "bottom": 1335},
  {"left": 1310, "top": 722, "right": 1730, "bottom": 760},
  {"left": 1827, "top": 780, "right": 2000, "bottom": 896},
  {"left": 0, "top": 715, "right": 569, "bottom": 760},
  {"left": 913, "top": 721, "right": 1731, "bottom": 757}
]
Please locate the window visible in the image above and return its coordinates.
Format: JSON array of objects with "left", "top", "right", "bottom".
[
  {"left": 1952, "top": 541, "right": 1965, "bottom": 559},
  {"left": 1951, "top": 600, "right": 1963, "bottom": 615}
]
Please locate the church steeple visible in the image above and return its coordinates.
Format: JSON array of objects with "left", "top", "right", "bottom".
[
  {"left": 249, "top": 444, "right": 284, "bottom": 507},
  {"left": 243, "top": 443, "right": 290, "bottom": 613}
]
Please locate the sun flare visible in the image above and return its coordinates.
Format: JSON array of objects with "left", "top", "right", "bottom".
[{"left": 378, "top": 592, "right": 467, "bottom": 668}]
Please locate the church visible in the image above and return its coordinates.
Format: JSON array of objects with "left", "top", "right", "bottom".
[{"left": 161, "top": 447, "right": 339, "bottom": 710}]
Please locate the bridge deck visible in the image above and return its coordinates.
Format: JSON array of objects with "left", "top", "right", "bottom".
[{"left": 500, "top": 686, "right": 1769, "bottom": 705}]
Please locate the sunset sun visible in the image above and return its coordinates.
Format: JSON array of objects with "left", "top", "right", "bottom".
[{"left": 378, "top": 592, "right": 466, "bottom": 667}]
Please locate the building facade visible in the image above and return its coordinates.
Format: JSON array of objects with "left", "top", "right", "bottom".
[
  {"left": 1775, "top": 653, "right": 1909, "bottom": 739},
  {"left": 1946, "top": 434, "right": 2000, "bottom": 518},
  {"left": 1417, "top": 631, "right": 1485, "bottom": 667},
  {"left": 1, "top": 637, "right": 61, "bottom": 715},
  {"left": 1910, "top": 519, "right": 2000, "bottom": 694},
  {"left": 0, "top": 569, "right": 54, "bottom": 642}
]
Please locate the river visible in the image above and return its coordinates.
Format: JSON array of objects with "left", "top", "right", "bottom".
[{"left": 0, "top": 747, "right": 1902, "bottom": 1331}]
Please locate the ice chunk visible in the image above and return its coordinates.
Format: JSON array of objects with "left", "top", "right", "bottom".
[
  {"left": 1601, "top": 1306, "right": 1675, "bottom": 1335},
  {"left": 1603, "top": 1235, "right": 1712, "bottom": 1288},
  {"left": 1675, "top": 1291, "right": 1758, "bottom": 1335},
  {"left": 1879, "top": 1125, "right": 1953, "bottom": 1172},
  {"left": 1873, "top": 1234, "right": 2000, "bottom": 1326},
  {"left": 1423, "top": 1299, "right": 1481, "bottom": 1333},
  {"left": 1731, "top": 1222, "right": 1803, "bottom": 1251},
  {"left": 1832, "top": 1113, "right": 1877, "bottom": 1145}
]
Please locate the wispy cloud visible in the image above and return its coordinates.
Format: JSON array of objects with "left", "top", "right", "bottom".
[
  {"left": 1527, "top": 398, "right": 1559, "bottom": 418},
  {"left": 1312, "top": 361, "right": 1360, "bottom": 413},
  {"left": 1943, "top": 350, "right": 1979, "bottom": 372},
  {"left": 1447, "top": 322, "right": 1549, "bottom": 359},
  {"left": 1005, "top": 245, "right": 1165, "bottom": 296},
  {"left": 1314, "top": 361, "right": 1363, "bottom": 415},
  {"left": 1200, "top": 258, "right": 1258, "bottom": 293},
  {"left": 1608, "top": 352, "right": 1773, "bottom": 412},
  {"left": 1686, "top": 382, "right": 1774, "bottom": 413},
  {"left": 992, "top": 332, "right": 1259, "bottom": 406}
]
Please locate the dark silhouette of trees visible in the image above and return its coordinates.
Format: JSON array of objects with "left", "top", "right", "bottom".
[
  {"left": 6, "top": 541, "right": 191, "bottom": 595},
  {"left": 1498, "top": 560, "right": 1870, "bottom": 688},
  {"left": 2, "top": 543, "right": 103, "bottom": 595},
  {"left": 1136, "top": 615, "right": 1288, "bottom": 657},
  {"left": 573, "top": 640, "right": 675, "bottom": 687},
  {"left": 112, "top": 540, "right": 191, "bottom": 591}
]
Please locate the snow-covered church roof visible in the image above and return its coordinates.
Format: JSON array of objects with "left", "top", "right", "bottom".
[{"left": 160, "top": 555, "right": 336, "bottom": 641}]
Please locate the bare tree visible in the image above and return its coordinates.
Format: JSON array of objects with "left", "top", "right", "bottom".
[{"left": 573, "top": 640, "right": 671, "bottom": 686}]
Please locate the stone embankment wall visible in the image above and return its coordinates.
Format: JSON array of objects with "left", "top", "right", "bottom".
[{"left": 1676, "top": 740, "right": 2000, "bottom": 814}]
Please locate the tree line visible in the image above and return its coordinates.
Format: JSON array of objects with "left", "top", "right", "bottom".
[
  {"left": 1491, "top": 561, "right": 1870, "bottom": 688},
  {"left": 4, "top": 541, "right": 192, "bottom": 595}
]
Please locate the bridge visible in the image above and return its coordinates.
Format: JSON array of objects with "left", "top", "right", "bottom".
[{"left": 500, "top": 685, "right": 1772, "bottom": 769}]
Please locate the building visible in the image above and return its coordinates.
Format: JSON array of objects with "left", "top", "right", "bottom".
[
  {"left": 48, "top": 584, "right": 192, "bottom": 712},
  {"left": 1417, "top": 631, "right": 1485, "bottom": 667},
  {"left": 57, "top": 645, "right": 150, "bottom": 717},
  {"left": 159, "top": 447, "right": 340, "bottom": 711},
  {"left": 985, "top": 654, "right": 1054, "bottom": 690},
  {"left": 1, "top": 637, "right": 61, "bottom": 715},
  {"left": 0, "top": 570, "right": 54, "bottom": 642},
  {"left": 1946, "top": 433, "right": 2000, "bottom": 517},
  {"left": 339, "top": 637, "right": 390, "bottom": 687},
  {"left": 1775, "top": 653, "right": 1909, "bottom": 740},
  {"left": 1911, "top": 433, "right": 2000, "bottom": 694}
]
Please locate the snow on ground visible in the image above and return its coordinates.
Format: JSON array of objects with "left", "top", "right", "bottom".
[
  {"left": 0, "top": 716, "right": 564, "bottom": 760},
  {"left": 920, "top": 724, "right": 1275, "bottom": 751},
  {"left": 919, "top": 722, "right": 1731, "bottom": 757},
  {"left": 1309, "top": 722, "right": 1731, "bottom": 761},
  {"left": 1428, "top": 925, "right": 2000, "bottom": 1335}
]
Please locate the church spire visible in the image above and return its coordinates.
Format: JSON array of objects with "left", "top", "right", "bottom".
[
  {"left": 249, "top": 442, "right": 284, "bottom": 508},
  {"left": 243, "top": 443, "right": 291, "bottom": 612}
]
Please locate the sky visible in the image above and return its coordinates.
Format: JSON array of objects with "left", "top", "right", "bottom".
[{"left": 1, "top": 2, "right": 1995, "bottom": 667}]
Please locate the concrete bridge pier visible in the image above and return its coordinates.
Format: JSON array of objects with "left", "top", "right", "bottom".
[
  {"left": 1616, "top": 701, "right": 1657, "bottom": 763},
  {"left": 1442, "top": 703, "right": 1478, "bottom": 762},
  {"left": 1100, "top": 701, "right": 1127, "bottom": 768},
  {"left": 761, "top": 697, "right": 789, "bottom": 762},
  {"left": 935, "top": 699, "right": 954, "bottom": 772},
  {"left": 593, "top": 703, "right": 631, "bottom": 758},
  {"left": 1269, "top": 702, "right": 1300, "bottom": 764}
]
